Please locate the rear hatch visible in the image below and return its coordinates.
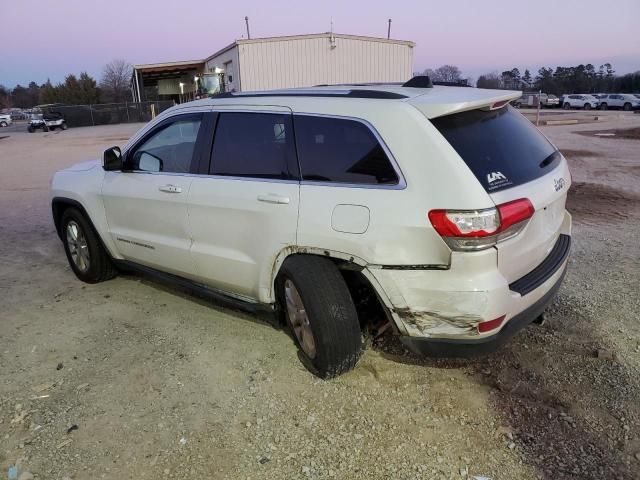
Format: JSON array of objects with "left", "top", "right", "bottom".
[{"left": 430, "top": 105, "right": 570, "bottom": 283}]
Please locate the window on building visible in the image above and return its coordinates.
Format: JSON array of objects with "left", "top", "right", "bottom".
[{"left": 294, "top": 115, "right": 399, "bottom": 185}]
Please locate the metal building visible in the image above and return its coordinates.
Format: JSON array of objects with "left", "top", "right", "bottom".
[{"left": 132, "top": 33, "right": 414, "bottom": 103}]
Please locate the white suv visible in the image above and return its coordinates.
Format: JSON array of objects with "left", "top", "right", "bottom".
[
  {"left": 50, "top": 78, "right": 572, "bottom": 378},
  {"left": 561, "top": 94, "right": 599, "bottom": 110},
  {"left": 598, "top": 93, "right": 640, "bottom": 111}
]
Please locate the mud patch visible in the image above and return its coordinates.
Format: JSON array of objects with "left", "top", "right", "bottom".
[
  {"left": 577, "top": 127, "right": 640, "bottom": 140},
  {"left": 559, "top": 149, "right": 598, "bottom": 158},
  {"left": 567, "top": 182, "right": 640, "bottom": 224}
]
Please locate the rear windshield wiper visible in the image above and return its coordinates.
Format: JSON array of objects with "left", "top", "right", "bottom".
[{"left": 539, "top": 150, "right": 560, "bottom": 169}]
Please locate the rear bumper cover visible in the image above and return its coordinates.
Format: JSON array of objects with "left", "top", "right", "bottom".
[{"left": 400, "top": 236, "right": 570, "bottom": 357}]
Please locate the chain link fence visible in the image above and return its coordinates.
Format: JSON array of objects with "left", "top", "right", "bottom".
[{"left": 40, "top": 101, "right": 175, "bottom": 128}]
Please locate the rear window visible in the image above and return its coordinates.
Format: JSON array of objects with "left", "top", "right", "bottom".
[
  {"left": 294, "top": 115, "right": 399, "bottom": 185},
  {"left": 210, "top": 112, "right": 297, "bottom": 180},
  {"left": 431, "top": 106, "right": 559, "bottom": 192}
]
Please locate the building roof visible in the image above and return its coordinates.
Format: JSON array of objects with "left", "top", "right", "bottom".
[
  {"left": 204, "top": 32, "right": 415, "bottom": 62},
  {"left": 133, "top": 60, "right": 205, "bottom": 72}
]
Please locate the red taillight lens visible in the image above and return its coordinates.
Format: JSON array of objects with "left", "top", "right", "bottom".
[
  {"left": 428, "top": 198, "right": 534, "bottom": 251},
  {"left": 477, "top": 315, "right": 506, "bottom": 333},
  {"left": 497, "top": 198, "right": 535, "bottom": 231}
]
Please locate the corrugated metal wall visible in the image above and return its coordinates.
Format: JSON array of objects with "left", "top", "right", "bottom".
[{"left": 236, "top": 36, "right": 413, "bottom": 91}]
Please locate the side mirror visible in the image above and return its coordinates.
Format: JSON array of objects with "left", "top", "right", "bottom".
[{"left": 103, "top": 146, "right": 122, "bottom": 171}]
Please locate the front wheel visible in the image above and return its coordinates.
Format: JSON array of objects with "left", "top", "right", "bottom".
[
  {"left": 43, "top": 126, "right": 49, "bottom": 132},
  {"left": 61, "top": 208, "right": 117, "bottom": 283},
  {"left": 623, "top": 103, "right": 631, "bottom": 111},
  {"left": 0, "top": 121, "right": 7, "bottom": 127},
  {"left": 600, "top": 103, "right": 608, "bottom": 110},
  {"left": 563, "top": 102, "right": 571, "bottom": 110},
  {"left": 277, "top": 256, "right": 363, "bottom": 378},
  {"left": 584, "top": 103, "right": 591, "bottom": 110},
  {"left": 61, "top": 122, "right": 68, "bottom": 130},
  {"left": 27, "top": 126, "right": 35, "bottom": 133}
]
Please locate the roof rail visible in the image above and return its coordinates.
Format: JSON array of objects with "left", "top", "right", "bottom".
[
  {"left": 402, "top": 76, "right": 433, "bottom": 88},
  {"left": 432, "top": 81, "right": 472, "bottom": 88},
  {"left": 210, "top": 89, "right": 408, "bottom": 100}
]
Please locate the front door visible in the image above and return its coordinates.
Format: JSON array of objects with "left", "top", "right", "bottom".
[
  {"left": 101, "top": 112, "right": 206, "bottom": 277},
  {"left": 187, "top": 108, "right": 300, "bottom": 302}
]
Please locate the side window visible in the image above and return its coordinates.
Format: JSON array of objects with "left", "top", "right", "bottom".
[
  {"left": 210, "top": 112, "right": 296, "bottom": 179},
  {"left": 130, "top": 116, "right": 202, "bottom": 173},
  {"left": 294, "top": 115, "right": 399, "bottom": 185}
]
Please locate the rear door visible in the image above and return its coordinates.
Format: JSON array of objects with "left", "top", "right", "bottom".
[
  {"left": 101, "top": 112, "right": 206, "bottom": 277},
  {"left": 187, "top": 107, "right": 300, "bottom": 301},
  {"left": 431, "top": 106, "right": 571, "bottom": 282}
]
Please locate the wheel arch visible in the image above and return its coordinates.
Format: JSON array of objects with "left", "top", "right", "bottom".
[
  {"left": 51, "top": 198, "right": 112, "bottom": 259},
  {"left": 270, "top": 248, "right": 397, "bottom": 333}
]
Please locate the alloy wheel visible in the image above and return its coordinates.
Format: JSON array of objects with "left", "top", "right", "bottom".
[
  {"left": 284, "top": 279, "right": 316, "bottom": 359},
  {"left": 66, "top": 221, "right": 90, "bottom": 272}
]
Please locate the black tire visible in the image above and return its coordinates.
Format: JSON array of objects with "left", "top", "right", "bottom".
[
  {"left": 61, "top": 122, "right": 68, "bottom": 130},
  {"left": 60, "top": 208, "right": 117, "bottom": 283},
  {"left": 600, "top": 103, "right": 608, "bottom": 110},
  {"left": 584, "top": 103, "right": 591, "bottom": 110},
  {"left": 27, "top": 126, "right": 35, "bottom": 133},
  {"left": 0, "top": 121, "right": 7, "bottom": 127},
  {"left": 623, "top": 103, "right": 631, "bottom": 111},
  {"left": 43, "top": 126, "right": 49, "bottom": 132},
  {"left": 277, "top": 255, "right": 363, "bottom": 378},
  {"left": 563, "top": 102, "right": 571, "bottom": 110}
]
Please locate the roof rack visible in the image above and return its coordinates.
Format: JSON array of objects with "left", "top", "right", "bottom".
[{"left": 210, "top": 89, "right": 408, "bottom": 100}]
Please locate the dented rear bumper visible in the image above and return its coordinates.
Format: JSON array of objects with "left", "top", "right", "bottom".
[
  {"left": 366, "top": 225, "right": 571, "bottom": 355},
  {"left": 399, "top": 264, "right": 566, "bottom": 357}
]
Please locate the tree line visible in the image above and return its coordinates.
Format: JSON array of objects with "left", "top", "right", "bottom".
[
  {"left": 477, "top": 63, "right": 640, "bottom": 94},
  {"left": 0, "top": 59, "right": 132, "bottom": 109},
  {"left": 418, "top": 63, "right": 639, "bottom": 95}
]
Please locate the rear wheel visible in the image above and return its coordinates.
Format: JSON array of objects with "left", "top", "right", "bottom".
[
  {"left": 277, "top": 256, "right": 363, "bottom": 378},
  {"left": 43, "top": 125, "right": 49, "bottom": 132},
  {"left": 61, "top": 208, "right": 116, "bottom": 283},
  {"left": 563, "top": 102, "right": 571, "bottom": 110},
  {"left": 61, "top": 122, "right": 68, "bottom": 130},
  {"left": 27, "top": 126, "right": 35, "bottom": 133},
  {"left": 584, "top": 103, "right": 591, "bottom": 110},
  {"left": 623, "top": 103, "right": 632, "bottom": 111},
  {"left": 0, "top": 121, "right": 7, "bottom": 127},
  {"left": 600, "top": 103, "right": 608, "bottom": 110}
]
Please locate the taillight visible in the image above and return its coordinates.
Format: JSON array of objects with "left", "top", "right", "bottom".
[{"left": 428, "top": 198, "right": 534, "bottom": 251}]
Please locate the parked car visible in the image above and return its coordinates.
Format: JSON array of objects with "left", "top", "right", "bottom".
[
  {"left": 561, "top": 94, "right": 599, "bottom": 110},
  {"left": 50, "top": 80, "right": 572, "bottom": 378},
  {"left": 0, "top": 113, "right": 13, "bottom": 127},
  {"left": 598, "top": 93, "right": 640, "bottom": 111},
  {"left": 28, "top": 112, "right": 67, "bottom": 132},
  {"left": 512, "top": 93, "right": 559, "bottom": 109}
]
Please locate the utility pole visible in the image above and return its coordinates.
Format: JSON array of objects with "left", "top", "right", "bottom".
[
  {"left": 387, "top": 19, "right": 392, "bottom": 39},
  {"left": 245, "top": 16, "right": 251, "bottom": 39}
]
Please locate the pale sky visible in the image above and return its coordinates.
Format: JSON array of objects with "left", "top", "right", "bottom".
[{"left": 1, "top": 0, "right": 638, "bottom": 87}]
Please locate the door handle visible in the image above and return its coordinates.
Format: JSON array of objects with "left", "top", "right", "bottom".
[
  {"left": 257, "top": 194, "right": 290, "bottom": 204},
  {"left": 158, "top": 184, "right": 182, "bottom": 193}
]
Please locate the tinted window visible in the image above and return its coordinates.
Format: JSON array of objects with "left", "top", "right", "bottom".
[
  {"left": 431, "top": 106, "right": 559, "bottom": 192},
  {"left": 210, "top": 113, "right": 296, "bottom": 179},
  {"left": 131, "top": 116, "right": 201, "bottom": 173},
  {"left": 294, "top": 115, "right": 398, "bottom": 185}
]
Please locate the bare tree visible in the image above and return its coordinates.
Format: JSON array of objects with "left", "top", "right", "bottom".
[
  {"left": 421, "top": 65, "right": 463, "bottom": 83},
  {"left": 100, "top": 59, "right": 132, "bottom": 102}
]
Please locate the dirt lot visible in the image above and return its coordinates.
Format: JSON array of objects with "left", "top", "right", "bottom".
[{"left": 1, "top": 116, "right": 639, "bottom": 480}]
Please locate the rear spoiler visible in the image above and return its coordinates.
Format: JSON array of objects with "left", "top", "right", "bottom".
[{"left": 409, "top": 88, "right": 522, "bottom": 119}]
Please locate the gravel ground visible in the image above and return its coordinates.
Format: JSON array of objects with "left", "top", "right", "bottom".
[{"left": 0, "top": 116, "right": 639, "bottom": 480}]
